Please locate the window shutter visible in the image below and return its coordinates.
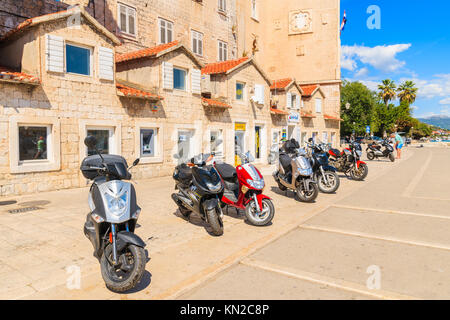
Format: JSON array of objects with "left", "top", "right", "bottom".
[
  {"left": 191, "top": 69, "right": 201, "bottom": 94},
  {"left": 253, "top": 84, "right": 264, "bottom": 105},
  {"left": 162, "top": 61, "right": 173, "bottom": 89},
  {"left": 296, "top": 94, "right": 300, "bottom": 109},
  {"left": 98, "top": 46, "right": 114, "bottom": 80},
  {"left": 286, "top": 92, "right": 292, "bottom": 108},
  {"left": 46, "top": 35, "right": 64, "bottom": 73}
]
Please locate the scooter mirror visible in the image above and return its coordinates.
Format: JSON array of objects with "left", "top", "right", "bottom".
[
  {"left": 84, "top": 135, "right": 97, "bottom": 149},
  {"left": 133, "top": 158, "right": 140, "bottom": 166}
]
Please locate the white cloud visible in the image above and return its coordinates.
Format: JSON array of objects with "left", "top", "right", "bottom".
[
  {"left": 355, "top": 67, "right": 369, "bottom": 78},
  {"left": 439, "top": 97, "right": 450, "bottom": 105},
  {"left": 341, "top": 44, "right": 411, "bottom": 73},
  {"left": 401, "top": 74, "right": 450, "bottom": 99}
]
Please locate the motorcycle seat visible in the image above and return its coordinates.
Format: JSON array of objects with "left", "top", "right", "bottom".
[{"left": 215, "top": 163, "right": 237, "bottom": 181}]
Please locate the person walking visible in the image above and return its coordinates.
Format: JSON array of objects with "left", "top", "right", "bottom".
[{"left": 391, "top": 132, "right": 404, "bottom": 159}]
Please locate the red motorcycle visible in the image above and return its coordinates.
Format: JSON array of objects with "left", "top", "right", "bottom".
[
  {"left": 214, "top": 152, "right": 275, "bottom": 226},
  {"left": 327, "top": 141, "right": 368, "bottom": 181}
]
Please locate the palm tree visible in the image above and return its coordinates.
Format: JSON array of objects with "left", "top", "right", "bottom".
[
  {"left": 378, "top": 79, "right": 397, "bottom": 107},
  {"left": 397, "top": 80, "right": 418, "bottom": 105}
]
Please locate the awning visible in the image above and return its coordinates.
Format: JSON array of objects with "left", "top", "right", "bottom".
[
  {"left": 116, "top": 83, "right": 163, "bottom": 101},
  {"left": 324, "top": 114, "right": 342, "bottom": 121},
  {"left": 270, "top": 107, "right": 289, "bottom": 115},
  {"left": 301, "top": 111, "right": 316, "bottom": 118},
  {"left": 202, "top": 97, "right": 232, "bottom": 109}
]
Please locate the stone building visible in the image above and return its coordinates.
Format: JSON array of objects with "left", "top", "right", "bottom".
[{"left": 0, "top": 1, "right": 341, "bottom": 196}]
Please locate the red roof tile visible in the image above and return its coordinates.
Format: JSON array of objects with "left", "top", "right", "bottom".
[
  {"left": 116, "top": 84, "right": 163, "bottom": 100},
  {"left": 201, "top": 97, "right": 232, "bottom": 109},
  {"left": 300, "top": 84, "right": 319, "bottom": 96},
  {"left": 270, "top": 78, "right": 293, "bottom": 90},
  {"left": 115, "top": 41, "right": 180, "bottom": 63},
  {"left": 270, "top": 107, "right": 289, "bottom": 115},
  {"left": 324, "top": 114, "right": 342, "bottom": 121},
  {"left": 0, "top": 66, "right": 40, "bottom": 85},
  {"left": 201, "top": 57, "right": 249, "bottom": 75},
  {"left": 0, "top": 7, "right": 119, "bottom": 44}
]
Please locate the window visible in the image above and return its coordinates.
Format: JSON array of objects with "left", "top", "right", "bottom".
[
  {"left": 210, "top": 130, "right": 223, "bottom": 160},
  {"left": 173, "top": 68, "right": 187, "bottom": 90},
  {"left": 177, "top": 130, "right": 195, "bottom": 164},
  {"left": 315, "top": 98, "right": 322, "bottom": 113},
  {"left": 66, "top": 44, "right": 91, "bottom": 76},
  {"left": 140, "top": 129, "right": 156, "bottom": 157},
  {"left": 218, "top": 0, "right": 226, "bottom": 12},
  {"left": 218, "top": 40, "right": 228, "bottom": 61},
  {"left": 86, "top": 128, "right": 113, "bottom": 156},
  {"left": 191, "top": 30, "right": 203, "bottom": 56},
  {"left": 118, "top": 3, "right": 137, "bottom": 36},
  {"left": 236, "top": 82, "right": 245, "bottom": 100},
  {"left": 19, "top": 126, "right": 49, "bottom": 161},
  {"left": 159, "top": 18, "right": 173, "bottom": 44},
  {"left": 291, "top": 94, "right": 297, "bottom": 109},
  {"left": 251, "top": 0, "right": 258, "bottom": 20},
  {"left": 322, "top": 131, "right": 328, "bottom": 144}
]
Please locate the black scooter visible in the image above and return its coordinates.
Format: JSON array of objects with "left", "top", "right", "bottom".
[
  {"left": 306, "top": 139, "right": 340, "bottom": 193},
  {"left": 80, "top": 136, "right": 147, "bottom": 292},
  {"left": 172, "top": 153, "right": 225, "bottom": 236},
  {"left": 366, "top": 139, "right": 395, "bottom": 162}
]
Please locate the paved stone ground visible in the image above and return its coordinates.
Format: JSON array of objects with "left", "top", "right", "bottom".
[
  {"left": 0, "top": 145, "right": 447, "bottom": 299},
  {"left": 179, "top": 147, "right": 450, "bottom": 300}
]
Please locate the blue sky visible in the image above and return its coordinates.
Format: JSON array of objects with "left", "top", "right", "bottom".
[{"left": 340, "top": 0, "right": 450, "bottom": 118}]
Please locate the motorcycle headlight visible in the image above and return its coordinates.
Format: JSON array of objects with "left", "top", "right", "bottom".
[
  {"left": 247, "top": 179, "right": 265, "bottom": 190},
  {"left": 100, "top": 180, "right": 131, "bottom": 222}
]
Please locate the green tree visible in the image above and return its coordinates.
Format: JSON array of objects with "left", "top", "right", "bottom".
[
  {"left": 378, "top": 79, "right": 397, "bottom": 107},
  {"left": 340, "top": 81, "right": 378, "bottom": 136},
  {"left": 397, "top": 80, "right": 418, "bottom": 105}
]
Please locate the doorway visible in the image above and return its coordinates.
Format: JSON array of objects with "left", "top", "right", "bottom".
[{"left": 234, "top": 123, "right": 246, "bottom": 166}]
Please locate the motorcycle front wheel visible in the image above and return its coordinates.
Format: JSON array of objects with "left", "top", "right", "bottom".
[
  {"left": 318, "top": 171, "right": 340, "bottom": 193},
  {"left": 245, "top": 198, "right": 275, "bottom": 226},
  {"left": 295, "top": 179, "right": 319, "bottom": 202},
  {"left": 206, "top": 207, "right": 224, "bottom": 236},
  {"left": 350, "top": 163, "right": 368, "bottom": 181},
  {"left": 100, "top": 243, "right": 146, "bottom": 293}
]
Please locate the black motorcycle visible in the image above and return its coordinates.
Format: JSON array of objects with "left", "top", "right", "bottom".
[
  {"left": 80, "top": 136, "right": 147, "bottom": 292},
  {"left": 172, "top": 153, "right": 225, "bottom": 236},
  {"left": 327, "top": 141, "right": 368, "bottom": 181},
  {"left": 306, "top": 139, "right": 340, "bottom": 193},
  {"left": 366, "top": 139, "right": 395, "bottom": 162}
]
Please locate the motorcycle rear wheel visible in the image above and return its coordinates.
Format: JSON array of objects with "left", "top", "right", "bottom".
[
  {"left": 245, "top": 198, "right": 275, "bottom": 226},
  {"left": 100, "top": 243, "right": 146, "bottom": 293},
  {"left": 206, "top": 207, "right": 224, "bottom": 236},
  {"left": 295, "top": 180, "right": 319, "bottom": 202},
  {"left": 389, "top": 153, "right": 395, "bottom": 162},
  {"left": 318, "top": 171, "right": 340, "bottom": 193},
  {"left": 367, "top": 151, "right": 375, "bottom": 160},
  {"left": 274, "top": 171, "right": 287, "bottom": 191}
]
